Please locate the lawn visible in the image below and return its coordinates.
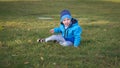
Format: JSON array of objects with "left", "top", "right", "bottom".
[{"left": 0, "top": 0, "right": 120, "bottom": 68}]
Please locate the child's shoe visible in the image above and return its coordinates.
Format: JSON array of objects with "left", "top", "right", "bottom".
[{"left": 37, "top": 38, "right": 45, "bottom": 43}]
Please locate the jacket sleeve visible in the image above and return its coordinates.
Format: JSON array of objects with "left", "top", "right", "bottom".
[
  {"left": 73, "top": 26, "right": 82, "bottom": 47},
  {"left": 54, "top": 27, "right": 61, "bottom": 33}
]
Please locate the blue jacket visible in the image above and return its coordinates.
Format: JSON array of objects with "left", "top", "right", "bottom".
[{"left": 54, "top": 18, "right": 82, "bottom": 47}]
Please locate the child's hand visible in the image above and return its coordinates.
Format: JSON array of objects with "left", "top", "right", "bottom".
[{"left": 49, "top": 29, "right": 54, "bottom": 34}]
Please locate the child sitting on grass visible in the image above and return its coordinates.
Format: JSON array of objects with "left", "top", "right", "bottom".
[{"left": 37, "top": 9, "right": 82, "bottom": 47}]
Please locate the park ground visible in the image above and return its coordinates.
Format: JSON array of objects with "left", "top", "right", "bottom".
[{"left": 0, "top": 0, "right": 120, "bottom": 68}]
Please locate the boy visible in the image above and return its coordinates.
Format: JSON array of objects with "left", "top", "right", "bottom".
[{"left": 37, "top": 9, "right": 82, "bottom": 47}]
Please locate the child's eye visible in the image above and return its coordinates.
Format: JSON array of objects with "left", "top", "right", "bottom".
[
  {"left": 67, "top": 19, "right": 70, "bottom": 20},
  {"left": 63, "top": 20, "right": 66, "bottom": 21}
]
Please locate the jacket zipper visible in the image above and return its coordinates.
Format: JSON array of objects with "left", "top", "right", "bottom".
[{"left": 64, "top": 29, "right": 68, "bottom": 38}]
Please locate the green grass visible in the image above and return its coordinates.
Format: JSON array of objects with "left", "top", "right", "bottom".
[{"left": 0, "top": 0, "right": 120, "bottom": 68}]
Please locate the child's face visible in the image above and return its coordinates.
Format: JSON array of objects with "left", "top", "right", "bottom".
[{"left": 62, "top": 18, "right": 71, "bottom": 27}]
